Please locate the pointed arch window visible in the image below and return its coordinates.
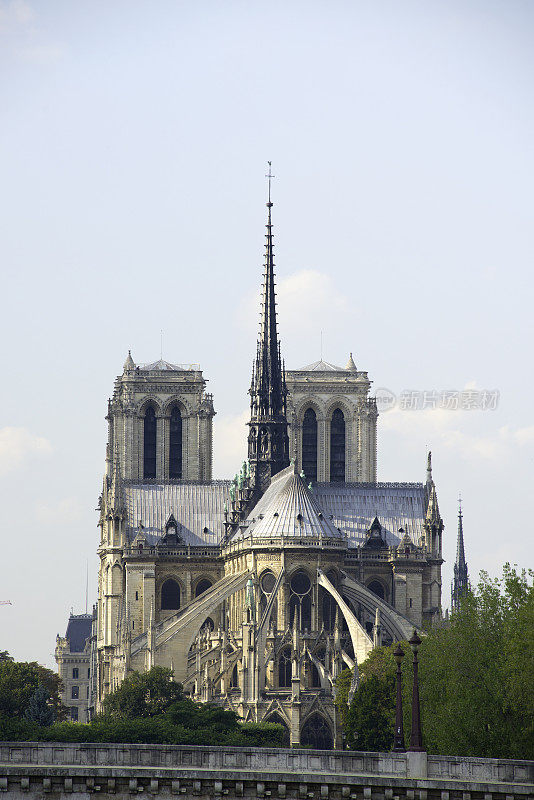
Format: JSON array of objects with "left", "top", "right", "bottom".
[
  {"left": 169, "top": 405, "right": 182, "bottom": 479},
  {"left": 143, "top": 406, "right": 157, "bottom": 479},
  {"left": 278, "top": 647, "right": 292, "bottom": 688},
  {"left": 302, "top": 408, "right": 318, "bottom": 482},
  {"left": 330, "top": 408, "right": 345, "bottom": 482},
  {"left": 301, "top": 714, "right": 333, "bottom": 750}
]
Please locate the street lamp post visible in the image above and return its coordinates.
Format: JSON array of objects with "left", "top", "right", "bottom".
[
  {"left": 408, "top": 629, "right": 423, "bottom": 751},
  {"left": 393, "top": 643, "right": 405, "bottom": 752}
]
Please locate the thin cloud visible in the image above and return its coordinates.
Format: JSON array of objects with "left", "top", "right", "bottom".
[
  {"left": 380, "top": 406, "right": 534, "bottom": 462},
  {"left": 213, "top": 409, "right": 248, "bottom": 478},
  {"left": 36, "top": 497, "right": 82, "bottom": 526},
  {"left": 238, "top": 269, "right": 348, "bottom": 337},
  {"left": 0, "top": 0, "right": 64, "bottom": 63},
  {"left": 0, "top": 426, "right": 53, "bottom": 476}
]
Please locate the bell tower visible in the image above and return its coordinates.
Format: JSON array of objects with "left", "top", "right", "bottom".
[{"left": 247, "top": 165, "right": 290, "bottom": 494}]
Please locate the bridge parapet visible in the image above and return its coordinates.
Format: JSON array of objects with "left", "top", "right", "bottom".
[{"left": 0, "top": 743, "right": 532, "bottom": 800}]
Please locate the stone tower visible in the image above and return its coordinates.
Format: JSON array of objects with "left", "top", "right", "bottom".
[
  {"left": 285, "top": 354, "right": 378, "bottom": 482},
  {"left": 107, "top": 356, "right": 215, "bottom": 483},
  {"left": 247, "top": 177, "right": 290, "bottom": 494}
]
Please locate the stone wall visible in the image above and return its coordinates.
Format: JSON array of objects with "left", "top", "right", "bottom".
[{"left": 0, "top": 743, "right": 532, "bottom": 800}]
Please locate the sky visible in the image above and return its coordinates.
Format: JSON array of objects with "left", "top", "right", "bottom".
[{"left": 1, "top": 0, "right": 533, "bottom": 669}]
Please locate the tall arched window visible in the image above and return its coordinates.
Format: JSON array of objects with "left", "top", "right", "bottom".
[
  {"left": 278, "top": 648, "right": 292, "bottom": 688},
  {"left": 161, "top": 579, "right": 180, "bottom": 610},
  {"left": 143, "top": 406, "right": 157, "bottom": 479},
  {"left": 301, "top": 714, "right": 333, "bottom": 750},
  {"left": 330, "top": 408, "right": 345, "bottom": 482},
  {"left": 169, "top": 406, "right": 182, "bottom": 479},
  {"left": 302, "top": 408, "right": 318, "bottom": 482}
]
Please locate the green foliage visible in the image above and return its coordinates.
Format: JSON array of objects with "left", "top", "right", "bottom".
[
  {"left": 0, "top": 666, "right": 287, "bottom": 748},
  {"left": 419, "top": 564, "right": 534, "bottom": 758},
  {"left": 346, "top": 674, "right": 395, "bottom": 752},
  {"left": 0, "top": 660, "right": 66, "bottom": 721},
  {"left": 238, "top": 722, "right": 288, "bottom": 748},
  {"left": 339, "top": 564, "right": 534, "bottom": 758},
  {"left": 0, "top": 651, "right": 13, "bottom": 662},
  {"left": 101, "top": 667, "right": 183, "bottom": 719},
  {"left": 24, "top": 685, "right": 56, "bottom": 726}
]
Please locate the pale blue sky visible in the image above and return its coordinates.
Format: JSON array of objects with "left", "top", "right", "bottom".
[{"left": 1, "top": 0, "right": 532, "bottom": 667}]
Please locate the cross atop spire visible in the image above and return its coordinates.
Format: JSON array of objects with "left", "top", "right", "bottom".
[{"left": 266, "top": 161, "right": 274, "bottom": 205}]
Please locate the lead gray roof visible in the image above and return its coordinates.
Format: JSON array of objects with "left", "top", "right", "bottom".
[
  {"left": 123, "top": 480, "right": 426, "bottom": 548},
  {"left": 297, "top": 359, "right": 344, "bottom": 372},
  {"left": 124, "top": 482, "right": 232, "bottom": 545},
  {"left": 313, "top": 483, "right": 426, "bottom": 547},
  {"left": 232, "top": 466, "right": 344, "bottom": 541}
]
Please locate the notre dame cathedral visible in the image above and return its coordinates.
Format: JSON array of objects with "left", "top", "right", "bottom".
[{"left": 92, "top": 185, "right": 445, "bottom": 749}]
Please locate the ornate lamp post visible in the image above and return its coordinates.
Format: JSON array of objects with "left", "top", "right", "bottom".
[
  {"left": 408, "top": 630, "right": 423, "bottom": 751},
  {"left": 393, "top": 643, "right": 405, "bottom": 752}
]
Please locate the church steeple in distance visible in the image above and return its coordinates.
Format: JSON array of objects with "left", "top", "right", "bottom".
[
  {"left": 451, "top": 495, "right": 469, "bottom": 612},
  {"left": 247, "top": 163, "right": 290, "bottom": 495}
]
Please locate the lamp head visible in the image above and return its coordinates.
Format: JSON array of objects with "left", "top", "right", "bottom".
[
  {"left": 393, "top": 643, "right": 405, "bottom": 664},
  {"left": 409, "top": 629, "right": 422, "bottom": 653}
]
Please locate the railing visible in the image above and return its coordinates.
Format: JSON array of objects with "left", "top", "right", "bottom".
[
  {"left": 124, "top": 546, "right": 220, "bottom": 559},
  {"left": 0, "top": 743, "right": 532, "bottom": 786}
]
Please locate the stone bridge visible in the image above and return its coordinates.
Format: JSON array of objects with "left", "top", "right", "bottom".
[{"left": 0, "top": 743, "right": 532, "bottom": 800}]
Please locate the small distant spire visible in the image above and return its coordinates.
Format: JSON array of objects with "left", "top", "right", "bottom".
[
  {"left": 426, "top": 451, "right": 432, "bottom": 483},
  {"left": 123, "top": 350, "right": 135, "bottom": 373},
  {"left": 346, "top": 352, "right": 357, "bottom": 371},
  {"left": 452, "top": 495, "right": 468, "bottom": 612}
]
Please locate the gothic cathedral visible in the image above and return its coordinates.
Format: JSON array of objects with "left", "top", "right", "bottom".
[{"left": 94, "top": 186, "right": 445, "bottom": 749}]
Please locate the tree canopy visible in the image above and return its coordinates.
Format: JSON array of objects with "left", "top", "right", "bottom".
[
  {"left": 0, "top": 666, "right": 287, "bottom": 748},
  {"left": 336, "top": 564, "right": 534, "bottom": 758},
  {"left": 0, "top": 660, "right": 65, "bottom": 721},
  {"left": 102, "top": 666, "right": 184, "bottom": 719}
]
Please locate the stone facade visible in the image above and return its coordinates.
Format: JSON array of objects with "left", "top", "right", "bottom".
[
  {"left": 286, "top": 358, "right": 378, "bottom": 482},
  {"left": 88, "top": 194, "right": 445, "bottom": 747},
  {"left": 108, "top": 356, "right": 215, "bottom": 484},
  {"left": 55, "top": 614, "right": 92, "bottom": 723}
]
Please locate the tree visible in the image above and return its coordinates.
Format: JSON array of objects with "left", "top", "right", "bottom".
[
  {"left": 419, "top": 564, "right": 534, "bottom": 758},
  {"left": 0, "top": 661, "right": 66, "bottom": 721},
  {"left": 102, "top": 667, "right": 183, "bottom": 719},
  {"left": 345, "top": 674, "right": 395, "bottom": 751},
  {"left": 24, "top": 685, "right": 56, "bottom": 726},
  {"left": 0, "top": 651, "right": 13, "bottom": 662},
  {"left": 338, "top": 564, "right": 534, "bottom": 759}
]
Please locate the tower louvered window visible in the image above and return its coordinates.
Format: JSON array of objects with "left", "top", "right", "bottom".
[
  {"left": 302, "top": 408, "right": 318, "bottom": 482},
  {"left": 330, "top": 408, "right": 345, "bottom": 482},
  {"left": 143, "top": 406, "right": 157, "bottom": 479},
  {"left": 169, "top": 406, "right": 182, "bottom": 479}
]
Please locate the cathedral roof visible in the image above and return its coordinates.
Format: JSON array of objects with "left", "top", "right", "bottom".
[
  {"left": 297, "top": 359, "right": 344, "bottom": 372},
  {"left": 123, "top": 481, "right": 232, "bottom": 545},
  {"left": 121, "top": 480, "right": 427, "bottom": 548},
  {"left": 139, "top": 359, "right": 185, "bottom": 371},
  {"left": 232, "top": 465, "right": 344, "bottom": 542},
  {"left": 313, "top": 483, "right": 427, "bottom": 547}
]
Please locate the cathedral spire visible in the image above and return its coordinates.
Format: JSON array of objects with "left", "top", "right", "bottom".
[
  {"left": 451, "top": 496, "right": 469, "bottom": 612},
  {"left": 247, "top": 163, "right": 289, "bottom": 494}
]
